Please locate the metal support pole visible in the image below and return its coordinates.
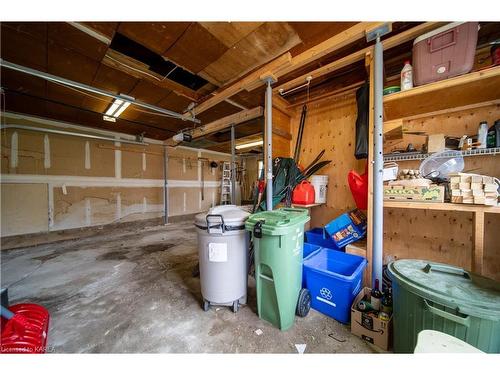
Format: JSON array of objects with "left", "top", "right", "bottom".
[
  {"left": 372, "top": 36, "right": 384, "bottom": 287},
  {"left": 163, "top": 145, "right": 169, "bottom": 225},
  {"left": 264, "top": 78, "right": 274, "bottom": 211},
  {"left": 230, "top": 124, "right": 236, "bottom": 205}
]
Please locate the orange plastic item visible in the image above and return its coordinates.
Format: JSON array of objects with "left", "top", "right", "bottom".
[
  {"left": 292, "top": 180, "right": 316, "bottom": 205},
  {"left": 348, "top": 162, "right": 368, "bottom": 210}
]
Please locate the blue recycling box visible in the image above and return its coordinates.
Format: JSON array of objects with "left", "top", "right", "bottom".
[
  {"left": 304, "top": 228, "right": 342, "bottom": 250},
  {"left": 303, "top": 247, "right": 367, "bottom": 324}
]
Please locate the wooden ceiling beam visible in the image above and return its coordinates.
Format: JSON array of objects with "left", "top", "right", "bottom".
[
  {"left": 185, "top": 53, "right": 292, "bottom": 119},
  {"left": 205, "top": 132, "right": 263, "bottom": 152},
  {"left": 275, "top": 22, "right": 445, "bottom": 94},
  {"left": 165, "top": 106, "right": 264, "bottom": 146},
  {"left": 102, "top": 50, "right": 201, "bottom": 101},
  {"left": 185, "top": 22, "right": 387, "bottom": 119}
]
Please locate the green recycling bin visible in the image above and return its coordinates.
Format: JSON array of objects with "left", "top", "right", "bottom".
[
  {"left": 388, "top": 259, "right": 500, "bottom": 353},
  {"left": 245, "top": 208, "right": 311, "bottom": 331}
]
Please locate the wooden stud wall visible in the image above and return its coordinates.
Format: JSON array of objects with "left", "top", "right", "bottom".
[{"left": 0, "top": 114, "right": 231, "bottom": 237}]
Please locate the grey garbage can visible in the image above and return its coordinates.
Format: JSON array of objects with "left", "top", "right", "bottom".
[{"left": 194, "top": 205, "right": 250, "bottom": 313}]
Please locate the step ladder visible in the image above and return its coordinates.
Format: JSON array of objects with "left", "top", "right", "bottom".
[{"left": 220, "top": 162, "right": 232, "bottom": 205}]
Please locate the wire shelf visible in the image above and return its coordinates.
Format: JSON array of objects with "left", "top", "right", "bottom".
[{"left": 383, "top": 147, "right": 500, "bottom": 162}]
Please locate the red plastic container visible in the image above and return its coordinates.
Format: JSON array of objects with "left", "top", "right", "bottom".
[
  {"left": 1, "top": 303, "right": 50, "bottom": 354},
  {"left": 292, "top": 181, "right": 315, "bottom": 205},
  {"left": 413, "top": 22, "right": 478, "bottom": 86},
  {"left": 348, "top": 163, "right": 368, "bottom": 210}
]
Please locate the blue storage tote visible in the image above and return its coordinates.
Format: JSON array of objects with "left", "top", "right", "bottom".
[
  {"left": 324, "top": 209, "right": 367, "bottom": 248},
  {"left": 305, "top": 228, "right": 341, "bottom": 250},
  {"left": 303, "top": 242, "right": 321, "bottom": 259},
  {"left": 303, "top": 248, "right": 367, "bottom": 324}
]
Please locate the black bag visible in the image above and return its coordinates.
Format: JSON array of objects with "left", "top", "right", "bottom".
[{"left": 355, "top": 82, "right": 369, "bottom": 159}]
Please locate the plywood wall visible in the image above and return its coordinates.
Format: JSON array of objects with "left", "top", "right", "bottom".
[
  {"left": 289, "top": 95, "right": 499, "bottom": 281},
  {"left": 290, "top": 94, "right": 364, "bottom": 228},
  {"left": 272, "top": 107, "right": 292, "bottom": 158},
  {"left": 1, "top": 113, "right": 232, "bottom": 237}
]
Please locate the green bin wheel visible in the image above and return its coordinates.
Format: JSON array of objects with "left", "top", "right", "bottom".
[{"left": 296, "top": 288, "right": 311, "bottom": 317}]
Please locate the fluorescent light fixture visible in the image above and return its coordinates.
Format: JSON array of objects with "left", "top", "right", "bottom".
[
  {"left": 103, "top": 115, "right": 116, "bottom": 123},
  {"left": 103, "top": 94, "right": 134, "bottom": 121},
  {"left": 235, "top": 140, "right": 263, "bottom": 150}
]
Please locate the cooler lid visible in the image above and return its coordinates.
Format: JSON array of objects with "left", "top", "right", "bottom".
[
  {"left": 194, "top": 205, "right": 250, "bottom": 229},
  {"left": 413, "top": 22, "right": 465, "bottom": 45},
  {"left": 245, "top": 208, "right": 309, "bottom": 235},
  {"left": 388, "top": 259, "right": 500, "bottom": 316}
]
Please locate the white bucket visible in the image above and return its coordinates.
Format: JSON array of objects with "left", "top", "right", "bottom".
[{"left": 310, "top": 175, "right": 328, "bottom": 204}]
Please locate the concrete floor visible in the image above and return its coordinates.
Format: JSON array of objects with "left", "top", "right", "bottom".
[{"left": 1, "top": 221, "right": 374, "bottom": 353}]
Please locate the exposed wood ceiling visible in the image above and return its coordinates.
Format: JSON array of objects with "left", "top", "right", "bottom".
[{"left": 2, "top": 21, "right": 498, "bottom": 149}]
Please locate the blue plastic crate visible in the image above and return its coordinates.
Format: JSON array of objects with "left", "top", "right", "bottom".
[
  {"left": 303, "top": 248, "right": 367, "bottom": 324},
  {"left": 305, "top": 228, "right": 342, "bottom": 250},
  {"left": 302, "top": 243, "right": 321, "bottom": 287},
  {"left": 324, "top": 209, "right": 367, "bottom": 248}
]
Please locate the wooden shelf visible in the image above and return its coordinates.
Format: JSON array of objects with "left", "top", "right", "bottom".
[
  {"left": 384, "top": 201, "right": 500, "bottom": 214},
  {"left": 291, "top": 202, "right": 323, "bottom": 208},
  {"left": 383, "top": 66, "right": 500, "bottom": 120}
]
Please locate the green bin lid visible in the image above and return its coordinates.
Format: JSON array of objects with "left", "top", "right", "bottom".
[
  {"left": 245, "top": 208, "right": 310, "bottom": 236},
  {"left": 388, "top": 259, "right": 500, "bottom": 319}
]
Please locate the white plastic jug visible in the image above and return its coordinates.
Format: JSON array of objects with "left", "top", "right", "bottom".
[{"left": 310, "top": 175, "right": 329, "bottom": 204}]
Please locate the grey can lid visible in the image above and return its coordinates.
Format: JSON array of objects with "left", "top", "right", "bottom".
[
  {"left": 388, "top": 259, "right": 500, "bottom": 317},
  {"left": 194, "top": 205, "right": 250, "bottom": 228}
]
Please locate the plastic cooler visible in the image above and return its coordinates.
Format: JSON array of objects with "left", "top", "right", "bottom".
[
  {"left": 388, "top": 260, "right": 500, "bottom": 353},
  {"left": 305, "top": 228, "right": 341, "bottom": 250},
  {"left": 303, "top": 248, "right": 367, "bottom": 324},
  {"left": 413, "top": 22, "right": 478, "bottom": 86}
]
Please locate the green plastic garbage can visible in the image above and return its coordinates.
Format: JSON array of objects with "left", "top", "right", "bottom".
[
  {"left": 388, "top": 259, "right": 500, "bottom": 353},
  {"left": 245, "top": 208, "right": 311, "bottom": 331}
]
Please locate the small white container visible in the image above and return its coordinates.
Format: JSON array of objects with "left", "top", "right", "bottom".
[
  {"left": 383, "top": 162, "right": 399, "bottom": 181},
  {"left": 401, "top": 61, "right": 414, "bottom": 91},
  {"left": 310, "top": 175, "right": 329, "bottom": 204},
  {"left": 477, "top": 121, "right": 488, "bottom": 149}
]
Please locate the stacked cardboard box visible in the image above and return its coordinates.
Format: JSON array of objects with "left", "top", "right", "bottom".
[{"left": 449, "top": 173, "right": 499, "bottom": 206}]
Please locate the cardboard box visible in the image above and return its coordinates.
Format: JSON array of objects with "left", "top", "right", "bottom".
[
  {"left": 351, "top": 287, "right": 392, "bottom": 351},
  {"left": 427, "top": 134, "right": 445, "bottom": 153},
  {"left": 384, "top": 185, "right": 445, "bottom": 203}
]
